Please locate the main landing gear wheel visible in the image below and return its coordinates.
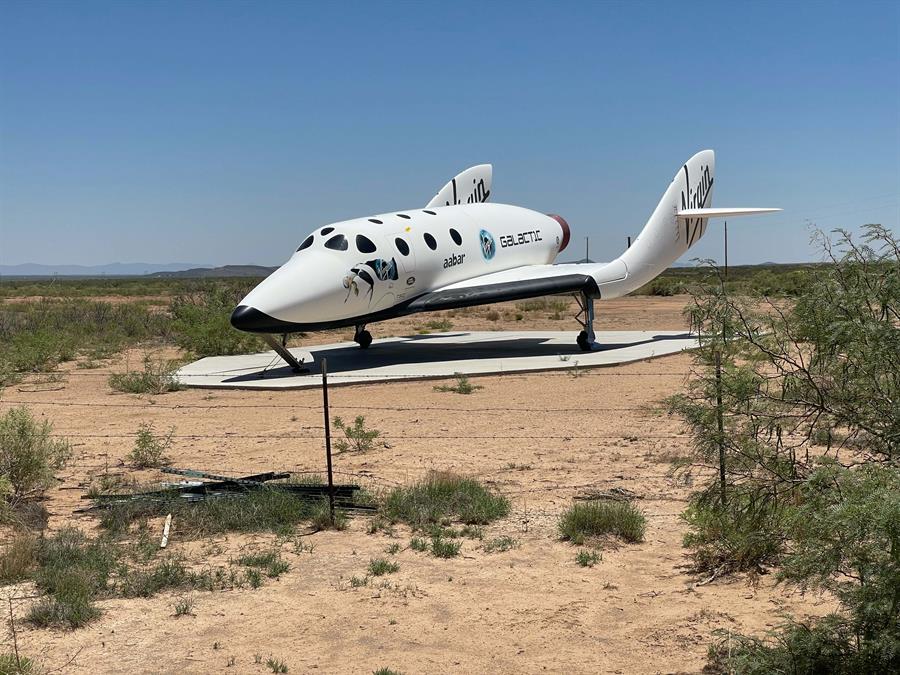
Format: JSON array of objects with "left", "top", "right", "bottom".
[
  {"left": 577, "top": 330, "right": 592, "bottom": 352},
  {"left": 354, "top": 328, "right": 372, "bottom": 349},
  {"left": 573, "top": 290, "right": 599, "bottom": 352}
]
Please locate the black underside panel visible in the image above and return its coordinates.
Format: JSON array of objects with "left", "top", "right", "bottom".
[{"left": 406, "top": 274, "right": 598, "bottom": 313}]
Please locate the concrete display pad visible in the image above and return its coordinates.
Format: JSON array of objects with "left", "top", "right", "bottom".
[{"left": 174, "top": 330, "right": 698, "bottom": 390}]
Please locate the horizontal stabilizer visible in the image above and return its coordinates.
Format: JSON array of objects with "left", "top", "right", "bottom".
[{"left": 677, "top": 207, "right": 781, "bottom": 219}]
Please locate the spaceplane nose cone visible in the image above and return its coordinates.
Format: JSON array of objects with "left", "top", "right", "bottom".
[{"left": 230, "top": 305, "right": 283, "bottom": 333}]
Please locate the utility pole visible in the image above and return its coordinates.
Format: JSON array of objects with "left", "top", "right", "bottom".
[{"left": 585, "top": 237, "right": 589, "bottom": 263}]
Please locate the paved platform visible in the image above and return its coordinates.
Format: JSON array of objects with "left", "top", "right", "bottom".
[{"left": 174, "top": 330, "right": 698, "bottom": 390}]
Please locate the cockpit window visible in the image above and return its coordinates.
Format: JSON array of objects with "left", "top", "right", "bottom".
[
  {"left": 324, "top": 234, "right": 348, "bottom": 251},
  {"left": 368, "top": 218, "right": 383, "bottom": 224},
  {"left": 449, "top": 228, "right": 462, "bottom": 245},
  {"left": 297, "top": 234, "right": 314, "bottom": 252},
  {"left": 321, "top": 226, "right": 335, "bottom": 236},
  {"left": 423, "top": 233, "right": 437, "bottom": 250},
  {"left": 356, "top": 234, "right": 377, "bottom": 253},
  {"left": 395, "top": 237, "right": 410, "bottom": 256}
]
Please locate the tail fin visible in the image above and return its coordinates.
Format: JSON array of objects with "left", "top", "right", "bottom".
[
  {"left": 594, "top": 150, "right": 780, "bottom": 298},
  {"left": 426, "top": 164, "right": 492, "bottom": 208}
]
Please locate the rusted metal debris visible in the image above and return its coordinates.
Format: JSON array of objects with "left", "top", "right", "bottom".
[{"left": 83, "top": 467, "right": 375, "bottom": 511}]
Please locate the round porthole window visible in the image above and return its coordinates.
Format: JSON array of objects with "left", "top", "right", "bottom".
[
  {"left": 324, "top": 234, "right": 348, "bottom": 251},
  {"left": 395, "top": 237, "right": 410, "bottom": 256},
  {"left": 356, "top": 234, "right": 377, "bottom": 253}
]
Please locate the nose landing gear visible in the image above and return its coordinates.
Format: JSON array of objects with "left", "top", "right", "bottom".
[
  {"left": 261, "top": 334, "right": 307, "bottom": 373},
  {"left": 354, "top": 324, "right": 373, "bottom": 349}
]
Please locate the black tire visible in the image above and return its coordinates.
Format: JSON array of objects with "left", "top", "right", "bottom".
[
  {"left": 576, "top": 330, "right": 592, "bottom": 352},
  {"left": 356, "top": 330, "right": 373, "bottom": 349}
]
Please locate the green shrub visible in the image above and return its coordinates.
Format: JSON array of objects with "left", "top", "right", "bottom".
[
  {"left": 266, "top": 657, "right": 288, "bottom": 673},
  {"left": 100, "top": 488, "right": 317, "bottom": 537},
  {"left": 430, "top": 536, "right": 461, "bottom": 558},
  {"left": 0, "top": 298, "right": 173, "bottom": 383},
  {"left": 119, "top": 556, "right": 188, "bottom": 598},
  {"left": 245, "top": 568, "right": 263, "bottom": 589},
  {"left": 332, "top": 416, "right": 380, "bottom": 454},
  {"left": 681, "top": 491, "right": 786, "bottom": 574},
  {"left": 433, "top": 373, "right": 482, "bottom": 394},
  {"left": 0, "top": 653, "right": 39, "bottom": 674},
  {"left": 575, "top": 549, "right": 600, "bottom": 567},
  {"left": 368, "top": 557, "right": 399, "bottom": 576},
  {"left": 127, "top": 423, "right": 173, "bottom": 469},
  {"left": 238, "top": 550, "right": 290, "bottom": 579},
  {"left": 308, "top": 500, "right": 348, "bottom": 531},
  {"left": 558, "top": 500, "right": 646, "bottom": 545},
  {"left": 27, "top": 528, "right": 116, "bottom": 629},
  {"left": 0, "top": 406, "right": 71, "bottom": 504},
  {"left": 173, "top": 594, "right": 195, "bottom": 617},
  {"left": 170, "top": 285, "right": 264, "bottom": 357},
  {"left": 516, "top": 297, "right": 568, "bottom": 313},
  {"left": 383, "top": 471, "right": 510, "bottom": 528},
  {"left": 26, "top": 586, "right": 100, "bottom": 629},
  {"left": 708, "top": 467, "right": 900, "bottom": 673},
  {"left": 108, "top": 355, "right": 182, "bottom": 394},
  {"left": 482, "top": 536, "right": 518, "bottom": 553},
  {"left": 0, "top": 535, "right": 37, "bottom": 584}
]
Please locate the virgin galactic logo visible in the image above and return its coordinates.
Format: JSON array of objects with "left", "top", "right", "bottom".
[
  {"left": 479, "top": 229, "right": 496, "bottom": 260},
  {"left": 681, "top": 163, "right": 714, "bottom": 248}
]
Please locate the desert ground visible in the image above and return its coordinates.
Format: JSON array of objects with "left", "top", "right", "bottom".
[{"left": 1, "top": 296, "right": 833, "bottom": 674}]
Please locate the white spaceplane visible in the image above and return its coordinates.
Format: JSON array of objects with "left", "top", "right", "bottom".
[{"left": 231, "top": 150, "right": 779, "bottom": 371}]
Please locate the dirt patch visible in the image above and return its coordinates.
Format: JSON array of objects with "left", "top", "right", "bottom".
[{"left": 0, "top": 296, "right": 831, "bottom": 674}]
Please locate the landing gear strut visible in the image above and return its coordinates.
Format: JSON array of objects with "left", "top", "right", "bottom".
[
  {"left": 354, "top": 324, "right": 372, "bottom": 349},
  {"left": 261, "top": 334, "right": 306, "bottom": 373},
  {"left": 574, "top": 290, "right": 599, "bottom": 352}
]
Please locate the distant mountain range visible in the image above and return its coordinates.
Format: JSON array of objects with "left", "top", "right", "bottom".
[
  {"left": 149, "top": 265, "right": 277, "bottom": 278},
  {"left": 0, "top": 262, "right": 214, "bottom": 277},
  {"left": 2, "top": 259, "right": 799, "bottom": 279}
]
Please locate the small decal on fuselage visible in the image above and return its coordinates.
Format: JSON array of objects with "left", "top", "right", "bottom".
[
  {"left": 443, "top": 253, "right": 466, "bottom": 269},
  {"left": 343, "top": 258, "right": 399, "bottom": 303},
  {"left": 499, "top": 229, "right": 542, "bottom": 248},
  {"left": 479, "top": 229, "right": 496, "bottom": 260}
]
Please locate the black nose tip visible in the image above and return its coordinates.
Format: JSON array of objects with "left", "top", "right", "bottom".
[{"left": 230, "top": 305, "right": 284, "bottom": 332}]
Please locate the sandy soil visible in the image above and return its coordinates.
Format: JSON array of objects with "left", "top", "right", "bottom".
[{"left": 0, "top": 296, "right": 832, "bottom": 674}]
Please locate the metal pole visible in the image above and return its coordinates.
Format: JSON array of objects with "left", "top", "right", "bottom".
[
  {"left": 585, "top": 237, "right": 589, "bottom": 263},
  {"left": 321, "top": 357, "right": 335, "bottom": 524},
  {"left": 724, "top": 221, "right": 728, "bottom": 279},
  {"left": 715, "top": 349, "right": 726, "bottom": 507}
]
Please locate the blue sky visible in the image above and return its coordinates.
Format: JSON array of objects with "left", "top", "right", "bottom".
[{"left": 1, "top": 0, "right": 898, "bottom": 267}]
